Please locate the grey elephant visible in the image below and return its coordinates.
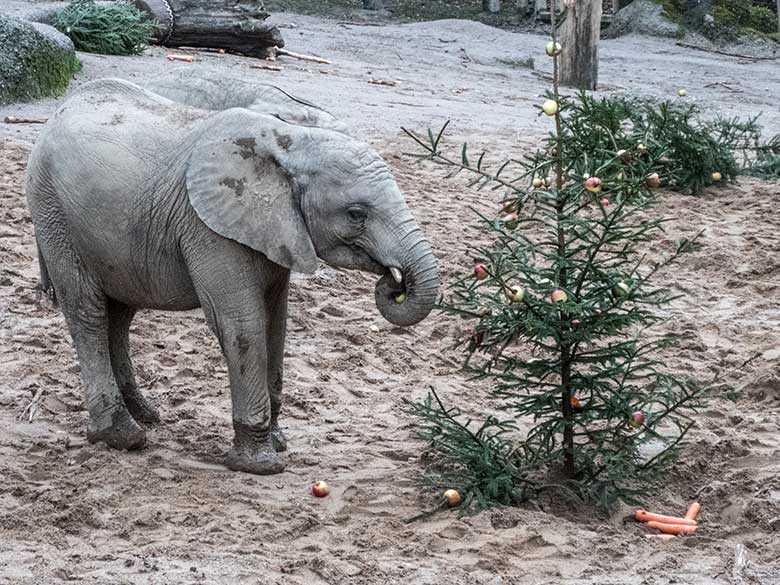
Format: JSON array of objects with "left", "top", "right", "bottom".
[
  {"left": 25, "top": 78, "right": 439, "bottom": 475},
  {"left": 143, "top": 69, "right": 349, "bottom": 134}
]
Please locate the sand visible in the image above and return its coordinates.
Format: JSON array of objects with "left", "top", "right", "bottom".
[{"left": 1, "top": 6, "right": 779, "bottom": 584}]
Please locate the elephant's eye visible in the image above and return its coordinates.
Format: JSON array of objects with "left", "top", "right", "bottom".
[{"left": 347, "top": 206, "right": 367, "bottom": 224}]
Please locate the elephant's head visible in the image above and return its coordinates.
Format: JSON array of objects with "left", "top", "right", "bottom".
[{"left": 186, "top": 109, "right": 439, "bottom": 327}]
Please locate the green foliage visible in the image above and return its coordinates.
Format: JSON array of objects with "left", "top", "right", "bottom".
[
  {"left": 746, "top": 134, "right": 780, "bottom": 179},
  {"left": 0, "top": 16, "right": 81, "bottom": 105},
  {"left": 749, "top": 6, "right": 779, "bottom": 33},
  {"left": 53, "top": 0, "right": 157, "bottom": 56}
]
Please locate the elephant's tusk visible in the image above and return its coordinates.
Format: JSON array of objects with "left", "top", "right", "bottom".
[{"left": 390, "top": 267, "right": 403, "bottom": 284}]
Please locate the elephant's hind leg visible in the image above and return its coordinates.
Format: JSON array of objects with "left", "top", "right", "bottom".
[
  {"left": 53, "top": 269, "right": 146, "bottom": 450},
  {"left": 107, "top": 299, "right": 160, "bottom": 424}
]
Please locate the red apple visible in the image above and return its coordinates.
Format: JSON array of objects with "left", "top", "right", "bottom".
[
  {"left": 443, "top": 489, "right": 461, "bottom": 507},
  {"left": 571, "top": 319, "right": 581, "bottom": 326},
  {"left": 312, "top": 480, "right": 330, "bottom": 497},
  {"left": 473, "top": 264, "right": 489, "bottom": 280},
  {"left": 570, "top": 396, "right": 583, "bottom": 412},
  {"left": 629, "top": 411, "right": 646, "bottom": 429},
  {"left": 551, "top": 289, "right": 568, "bottom": 303},
  {"left": 585, "top": 176, "right": 602, "bottom": 193},
  {"left": 599, "top": 198, "right": 610, "bottom": 206}
]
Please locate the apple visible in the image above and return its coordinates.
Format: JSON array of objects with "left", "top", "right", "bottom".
[
  {"left": 532, "top": 177, "right": 544, "bottom": 189},
  {"left": 312, "top": 480, "right": 330, "bottom": 497},
  {"left": 544, "top": 177, "right": 553, "bottom": 187},
  {"left": 711, "top": 171, "right": 722, "bottom": 182},
  {"left": 599, "top": 198, "right": 610, "bottom": 206},
  {"left": 545, "top": 41, "right": 562, "bottom": 57},
  {"left": 443, "top": 489, "right": 461, "bottom": 507},
  {"left": 506, "top": 286, "right": 525, "bottom": 303},
  {"left": 678, "top": 88, "right": 687, "bottom": 97},
  {"left": 646, "top": 172, "right": 660, "bottom": 189},
  {"left": 393, "top": 293, "right": 407, "bottom": 304},
  {"left": 473, "top": 264, "right": 489, "bottom": 280},
  {"left": 570, "top": 396, "right": 583, "bottom": 412},
  {"left": 551, "top": 289, "right": 568, "bottom": 303},
  {"left": 629, "top": 411, "right": 646, "bottom": 429},
  {"left": 542, "top": 99, "right": 559, "bottom": 116},
  {"left": 585, "top": 176, "right": 602, "bottom": 193},
  {"left": 571, "top": 319, "right": 581, "bottom": 326},
  {"left": 612, "top": 281, "right": 630, "bottom": 298}
]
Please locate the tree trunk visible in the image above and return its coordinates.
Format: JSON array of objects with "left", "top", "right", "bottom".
[
  {"left": 133, "top": 0, "right": 284, "bottom": 58},
  {"left": 483, "top": 0, "right": 501, "bottom": 13},
  {"left": 559, "top": 0, "right": 601, "bottom": 90}
]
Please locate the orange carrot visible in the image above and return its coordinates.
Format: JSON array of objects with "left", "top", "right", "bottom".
[
  {"left": 685, "top": 502, "right": 701, "bottom": 521},
  {"left": 647, "top": 521, "right": 697, "bottom": 535},
  {"left": 167, "top": 55, "right": 194, "bottom": 63},
  {"left": 635, "top": 510, "right": 696, "bottom": 526},
  {"left": 645, "top": 534, "right": 676, "bottom": 541}
]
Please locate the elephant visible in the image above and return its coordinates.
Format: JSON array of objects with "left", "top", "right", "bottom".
[
  {"left": 142, "top": 69, "right": 349, "bottom": 134},
  {"left": 25, "top": 78, "right": 439, "bottom": 475}
]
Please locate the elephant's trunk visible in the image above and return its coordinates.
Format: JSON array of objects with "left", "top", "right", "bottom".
[{"left": 374, "top": 231, "right": 439, "bottom": 327}]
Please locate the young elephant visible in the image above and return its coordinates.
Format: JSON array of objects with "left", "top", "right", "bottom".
[{"left": 25, "top": 79, "right": 439, "bottom": 475}]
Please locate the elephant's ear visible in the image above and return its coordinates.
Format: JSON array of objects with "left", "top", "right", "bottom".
[{"left": 185, "top": 111, "right": 318, "bottom": 274}]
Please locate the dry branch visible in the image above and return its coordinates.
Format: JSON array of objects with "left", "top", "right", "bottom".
[
  {"left": 274, "top": 48, "right": 332, "bottom": 64},
  {"left": 3, "top": 116, "right": 47, "bottom": 124},
  {"left": 676, "top": 42, "right": 780, "bottom": 61},
  {"left": 250, "top": 63, "right": 283, "bottom": 72}
]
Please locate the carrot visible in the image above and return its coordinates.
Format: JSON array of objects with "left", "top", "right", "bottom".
[
  {"left": 167, "top": 55, "right": 194, "bottom": 63},
  {"left": 685, "top": 502, "right": 701, "bottom": 521},
  {"left": 645, "top": 534, "right": 676, "bottom": 541},
  {"left": 647, "top": 521, "right": 697, "bottom": 535},
  {"left": 635, "top": 510, "right": 696, "bottom": 526}
]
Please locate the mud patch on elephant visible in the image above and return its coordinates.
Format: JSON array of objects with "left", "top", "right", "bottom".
[
  {"left": 234, "top": 137, "right": 256, "bottom": 159},
  {"left": 274, "top": 131, "right": 292, "bottom": 151},
  {"left": 219, "top": 176, "right": 247, "bottom": 198}
]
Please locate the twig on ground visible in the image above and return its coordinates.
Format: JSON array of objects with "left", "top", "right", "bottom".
[
  {"left": 250, "top": 63, "right": 283, "bottom": 72},
  {"left": 368, "top": 79, "right": 400, "bottom": 87},
  {"left": 18, "top": 387, "right": 45, "bottom": 423},
  {"left": 167, "top": 54, "right": 194, "bottom": 63},
  {"left": 275, "top": 48, "right": 332, "bottom": 65},
  {"left": 676, "top": 42, "right": 780, "bottom": 61},
  {"left": 3, "top": 116, "right": 47, "bottom": 124}
]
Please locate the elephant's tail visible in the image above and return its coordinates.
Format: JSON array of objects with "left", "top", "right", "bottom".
[{"left": 35, "top": 244, "right": 57, "bottom": 306}]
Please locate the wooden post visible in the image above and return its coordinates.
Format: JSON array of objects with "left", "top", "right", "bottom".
[{"left": 559, "top": 0, "right": 602, "bottom": 90}]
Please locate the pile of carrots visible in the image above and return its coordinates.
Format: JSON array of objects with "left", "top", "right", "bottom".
[{"left": 636, "top": 502, "right": 701, "bottom": 540}]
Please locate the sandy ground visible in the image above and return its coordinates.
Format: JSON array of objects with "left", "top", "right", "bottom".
[{"left": 1, "top": 5, "right": 780, "bottom": 584}]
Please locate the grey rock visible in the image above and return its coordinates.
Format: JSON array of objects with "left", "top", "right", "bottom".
[{"left": 604, "top": 0, "right": 682, "bottom": 39}]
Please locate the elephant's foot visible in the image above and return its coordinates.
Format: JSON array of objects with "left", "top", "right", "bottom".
[
  {"left": 226, "top": 423, "right": 285, "bottom": 475},
  {"left": 87, "top": 408, "right": 147, "bottom": 450},
  {"left": 271, "top": 423, "right": 287, "bottom": 453},
  {"left": 120, "top": 384, "right": 161, "bottom": 424}
]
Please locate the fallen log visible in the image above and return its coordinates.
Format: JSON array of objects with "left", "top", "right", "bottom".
[
  {"left": 3, "top": 116, "right": 48, "bottom": 124},
  {"left": 132, "top": 0, "right": 284, "bottom": 59}
]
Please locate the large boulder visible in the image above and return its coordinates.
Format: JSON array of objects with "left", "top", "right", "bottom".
[
  {"left": 0, "top": 15, "right": 80, "bottom": 105},
  {"left": 604, "top": 0, "right": 683, "bottom": 38}
]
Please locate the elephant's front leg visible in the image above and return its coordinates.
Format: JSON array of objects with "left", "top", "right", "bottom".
[
  {"left": 192, "top": 271, "right": 285, "bottom": 474},
  {"left": 219, "top": 316, "right": 285, "bottom": 474},
  {"left": 266, "top": 272, "right": 290, "bottom": 453}
]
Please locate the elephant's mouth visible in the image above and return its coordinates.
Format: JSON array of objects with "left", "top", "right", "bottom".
[{"left": 376, "top": 268, "right": 407, "bottom": 303}]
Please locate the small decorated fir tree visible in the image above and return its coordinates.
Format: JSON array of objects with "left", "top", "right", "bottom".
[{"left": 404, "top": 28, "right": 711, "bottom": 510}]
